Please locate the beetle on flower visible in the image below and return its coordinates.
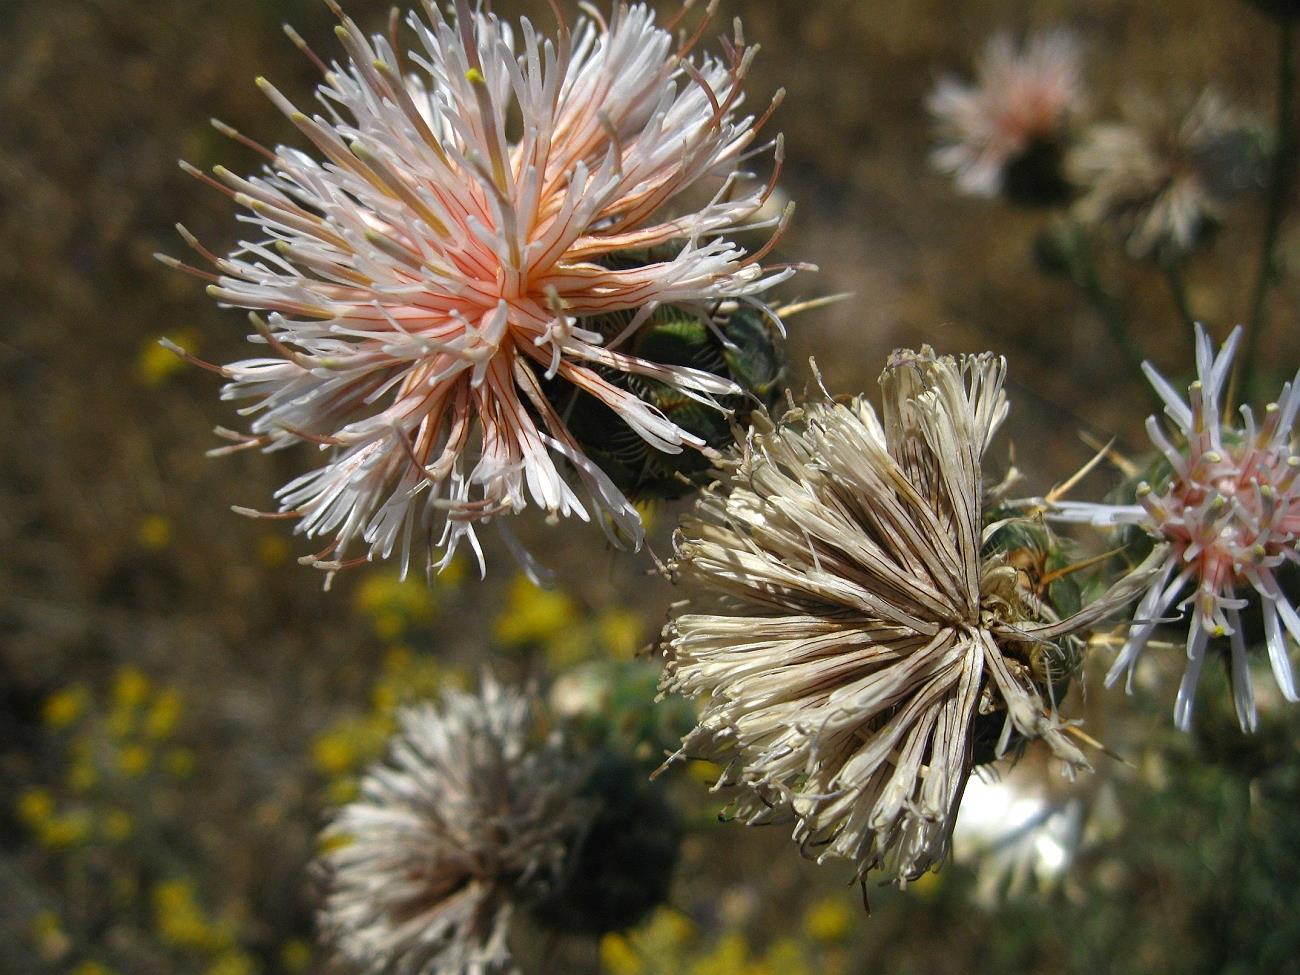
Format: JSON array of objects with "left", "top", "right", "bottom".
[{"left": 163, "top": 0, "right": 794, "bottom": 581}]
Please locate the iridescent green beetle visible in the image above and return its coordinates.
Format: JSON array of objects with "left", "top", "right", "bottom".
[{"left": 545, "top": 296, "right": 786, "bottom": 502}]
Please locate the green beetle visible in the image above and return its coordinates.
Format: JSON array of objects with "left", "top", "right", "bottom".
[{"left": 543, "top": 287, "right": 786, "bottom": 502}]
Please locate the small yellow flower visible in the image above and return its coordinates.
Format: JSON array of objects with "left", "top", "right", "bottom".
[
  {"left": 144, "top": 689, "right": 183, "bottom": 740},
  {"left": 326, "top": 778, "right": 359, "bottom": 805},
  {"left": 31, "top": 910, "right": 62, "bottom": 940},
  {"left": 117, "top": 744, "right": 151, "bottom": 778},
  {"left": 70, "top": 961, "right": 116, "bottom": 975},
  {"left": 311, "top": 732, "right": 356, "bottom": 776},
  {"left": 279, "top": 939, "right": 313, "bottom": 972},
  {"left": 909, "top": 868, "right": 941, "bottom": 898},
  {"left": 764, "top": 939, "right": 813, "bottom": 975},
  {"left": 600, "top": 933, "right": 644, "bottom": 975},
  {"left": 16, "top": 788, "right": 55, "bottom": 826},
  {"left": 689, "top": 932, "right": 751, "bottom": 975},
  {"left": 435, "top": 555, "right": 466, "bottom": 587},
  {"left": 645, "top": 907, "right": 696, "bottom": 950},
  {"left": 42, "top": 686, "right": 90, "bottom": 730},
  {"left": 354, "top": 571, "right": 436, "bottom": 637},
  {"left": 802, "top": 896, "right": 852, "bottom": 944},
  {"left": 154, "top": 879, "right": 215, "bottom": 951},
  {"left": 113, "top": 666, "right": 152, "bottom": 710},
  {"left": 687, "top": 760, "right": 723, "bottom": 786},
  {"left": 598, "top": 609, "right": 645, "bottom": 657},
  {"left": 39, "top": 811, "right": 91, "bottom": 849},
  {"left": 137, "top": 331, "right": 198, "bottom": 386},
  {"left": 137, "top": 515, "right": 173, "bottom": 551},
  {"left": 494, "top": 574, "right": 578, "bottom": 648}
]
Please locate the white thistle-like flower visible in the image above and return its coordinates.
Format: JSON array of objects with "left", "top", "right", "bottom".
[
  {"left": 165, "top": 0, "right": 791, "bottom": 579},
  {"left": 1067, "top": 91, "right": 1260, "bottom": 257},
  {"left": 318, "top": 677, "right": 590, "bottom": 974},
  {"left": 928, "top": 29, "right": 1082, "bottom": 198},
  {"left": 660, "top": 349, "right": 1162, "bottom": 884},
  {"left": 1050, "top": 325, "right": 1300, "bottom": 731}
]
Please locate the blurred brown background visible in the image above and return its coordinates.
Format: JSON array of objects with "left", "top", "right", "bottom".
[{"left": 3, "top": 1, "right": 1300, "bottom": 973}]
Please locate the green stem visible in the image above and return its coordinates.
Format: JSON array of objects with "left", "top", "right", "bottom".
[
  {"left": 1069, "top": 228, "right": 1150, "bottom": 392},
  {"left": 1240, "top": 16, "right": 1297, "bottom": 398},
  {"left": 1162, "top": 255, "right": 1197, "bottom": 332}
]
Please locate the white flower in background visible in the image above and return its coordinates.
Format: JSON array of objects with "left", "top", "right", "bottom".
[
  {"left": 1067, "top": 91, "right": 1261, "bottom": 257},
  {"left": 660, "top": 349, "right": 1162, "bottom": 885},
  {"left": 951, "top": 774, "right": 1085, "bottom": 906},
  {"left": 1050, "top": 325, "right": 1300, "bottom": 731},
  {"left": 317, "top": 677, "right": 590, "bottom": 975},
  {"left": 165, "top": 0, "right": 791, "bottom": 579},
  {"left": 928, "top": 29, "right": 1083, "bottom": 197}
]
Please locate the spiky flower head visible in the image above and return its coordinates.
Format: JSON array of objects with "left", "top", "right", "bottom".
[
  {"left": 1050, "top": 325, "right": 1300, "bottom": 732},
  {"left": 928, "top": 29, "right": 1083, "bottom": 199},
  {"left": 1067, "top": 91, "right": 1263, "bottom": 258},
  {"left": 659, "top": 349, "right": 1160, "bottom": 885},
  {"left": 166, "top": 0, "right": 791, "bottom": 579},
  {"left": 317, "top": 676, "right": 590, "bottom": 974}
]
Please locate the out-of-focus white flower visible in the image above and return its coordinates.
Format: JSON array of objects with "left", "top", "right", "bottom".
[
  {"left": 318, "top": 677, "right": 590, "bottom": 974},
  {"left": 165, "top": 0, "right": 791, "bottom": 579},
  {"left": 1068, "top": 91, "right": 1262, "bottom": 257},
  {"left": 928, "top": 29, "right": 1083, "bottom": 198},
  {"left": 660, "top": 349, "right": 1162, "bottom": 885},
  {"left": 951, "top": 774, "right": 1084, "bottom": 905},
  {"left": 1050, "top": 325, "right": 1300, "bottom": 731}
]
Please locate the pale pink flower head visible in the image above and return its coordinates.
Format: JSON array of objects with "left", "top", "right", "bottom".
[
  {"left": 928, "top": 29, "right": 1083, "bottom": 198},
  {"left": 1052, "top": 325, "right": 1300, "bottom": 731},
  {"left": 165, "top": 0, "right": 791, "bottom": 580}
]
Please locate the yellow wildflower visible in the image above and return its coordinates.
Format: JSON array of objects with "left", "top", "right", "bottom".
[
  {"left": 117, "top": 744, "right": 151, "bottom": 778},
  {"left": 600, "top": 933, "right": 644, "bottom": 975},
  {"left": 42, "top": 685, "right": 89, "bottom": 730},
  {"left": 137, "top": 330, "right": 198, "bottom": 385},
  {"left": 144, "top": 689, "right": 183, "bottom": 739},
  {"left": 113, "top": 667, "right": 151, "bottom": 710},
  {"left": 16, "top": 788, "right": 55, "bottom": 826},
  {"left": 803, "top": 896, "right": 852, "bottom": 944},
  {"left": 354, "top": 571, "right": 436, "bottom": 637},
  {"left": 494, "top": 574, "right": 578, "bottom": 648},
  {"left": 137, "top": 515, "right": 173, "bottom": 551},
  {"left": 279, "top": 939, "right": 313, "bottom": 972},
  {"left": 39, "top": 811, "right": 91, "bottom": 849},
  {"left": 597, "top": 610, "right": 644, "bottom": 657}
]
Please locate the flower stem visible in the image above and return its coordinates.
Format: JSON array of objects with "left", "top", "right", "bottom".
[
  {"left": 1240, "top": 16, "right": 1297, "bottom": 398},
  {"left": 1162, "top": 255, "right": 1197, "bottom": 332},
  {"left": 1068, "top": 229, "right": 1150, "bottom": 394}
]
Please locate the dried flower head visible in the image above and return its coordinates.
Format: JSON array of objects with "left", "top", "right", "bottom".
[
  {"left": 318, "top": 676, "right": 590, "bottom": 974},
  {"left": 1050, "top": 325, "right": 1300, "bottom": 731},
  {"left": 928, "top": 29, "right": 1083, "bottom": 199},
  {"left": 165, "top": 0, "right": 791, "bottom": 579},
  {"left": 660, "top": 350, "right": 1161, "bottom": 885},
  {"left": 1067, "top": 91, "right": 1262, "bottom": 257}
]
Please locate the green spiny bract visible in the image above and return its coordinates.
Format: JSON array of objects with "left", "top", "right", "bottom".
[{"left": 973, "top": 514, "right": 1086, "bottom": 766}]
